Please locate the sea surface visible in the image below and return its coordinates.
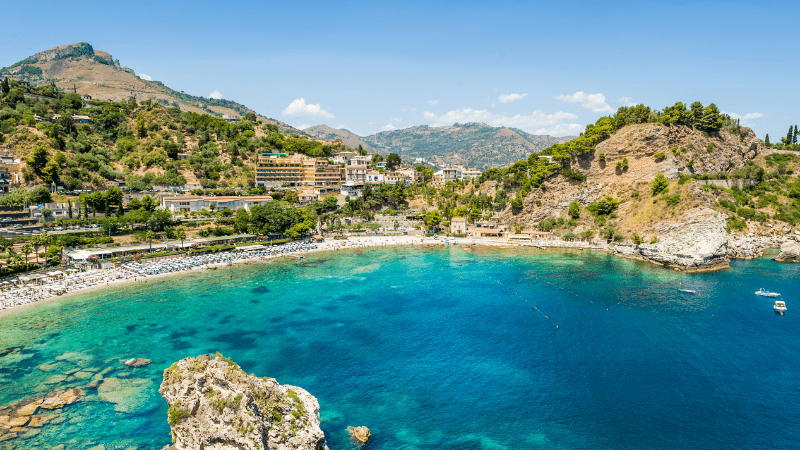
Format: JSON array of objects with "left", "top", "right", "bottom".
[{"left": 0, "top": 246, "right": 798, "bottom": 449}]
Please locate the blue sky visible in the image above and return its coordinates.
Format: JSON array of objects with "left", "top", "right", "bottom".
[{"left": 1, "top": 0, "right": 798, "bottom": 139}]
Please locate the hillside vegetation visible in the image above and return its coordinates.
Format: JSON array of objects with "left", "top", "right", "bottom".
[{"left": 0, "top": 78, "right": 345, "bottom": 190}]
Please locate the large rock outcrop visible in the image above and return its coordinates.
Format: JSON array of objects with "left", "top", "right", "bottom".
[
  {"left": 773, "top": 238, "right": 800, "bottom": 262},
  {"left": 611, "top": 208, "right": 730, "bottom": 271},
  {"left": 159, "top": 354, "right": 328, "bottom": 450}
]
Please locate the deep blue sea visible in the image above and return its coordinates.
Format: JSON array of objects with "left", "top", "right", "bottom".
[{"left": 0, "top": 246, "right": 798, "bottom": 449}]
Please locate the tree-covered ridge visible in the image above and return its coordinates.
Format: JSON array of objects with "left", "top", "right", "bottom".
[
  {"left": 542, "top": 102, "right": 734, "bottom": 161},
  {"left": 0, "top": 77, "right": 346, "bottom": 191}
]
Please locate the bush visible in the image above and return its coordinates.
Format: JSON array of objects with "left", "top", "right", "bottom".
[
  {"left": 633, "top": 234, "right": 644, "bottom": 245},
  {"left": 586, "top": 196, "right": 620, "bottom": 216},
  {"left": 664, "top": 194, "right": 681, "bottom": 205},
  {"left": 598, "top": 153, "right": 606, "bottom": 161},
  {"left": 561, "top": 169, "right": 587, "bottom": 182},
  {"left": 568, "top": 201, "right": 580, "bottom": 219},
  {"left": 653, "top": 152, "right": 666, "bottom": 161},
  {"left": 651, "top": 173, "right": 669, "bottom": 195}
]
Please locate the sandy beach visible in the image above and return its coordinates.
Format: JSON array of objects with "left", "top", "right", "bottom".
[{"left": 0, "top": 235, "right": 600, "bottom": 318}]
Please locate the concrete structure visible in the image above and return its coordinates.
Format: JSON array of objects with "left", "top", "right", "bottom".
[
  {"left": 28, "top": 202, "right": 82, "bottom": 221},
  {"left": 461, "top": 168, "right": 483, "bottom": 180},
  {"left": 255, "top": 153, "right": 304, "bottom": 187},
  {"left": 341, "top": 182, "right": 364, "bottom": 199},
  {"left": 0, "top": 166, "right": 11, "bottom": 193},
  {"left": 433, "top": 166, "right": 463, "bottom": 185},
  {"left": 366, "top": 171, "right": 384, "bottom": 185},
  {"left": 345, "top": 165, "right": 369, "bottom": 183},
  {"left": 332, "top": 151, "right": 356, "bottom": 165},
  {"left": 162, "top": 196, "right": 273, "bottom": 213},
  {"left": 450, "top": 217, "right": 467, "bottom": 234}
]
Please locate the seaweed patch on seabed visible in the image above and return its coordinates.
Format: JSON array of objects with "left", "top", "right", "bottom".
[
  {"left": 0, "top": 346, "right": 24, "bottom": 357},
  {"left": 297, "top": 258, "right": 330, "bottom": 267},
  {"left": 251, "top": 286, "right": 270, "bottom": 294}
]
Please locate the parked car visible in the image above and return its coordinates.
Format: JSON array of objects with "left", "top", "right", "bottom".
[{"left": 54, "top": 226, "right": 64, "bottom": 231}]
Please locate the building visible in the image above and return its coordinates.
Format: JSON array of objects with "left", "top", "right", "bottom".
[
  {"left": 365, "top": 171, "right": 383, "bottom": 185},
  {"left": 341, "top": 181, "right": 364, "bottom": 199},
  {"left": 349, "top": 155, "right": 373, "bottom": 166},
  {"left": 255, "top": 153, "right": 344, "bottom": 189},
  {"left": 332, "top": 151, "right": 356, "bottom": 165},
  {"left": 345, "top": 165, "right": 369, "bottom": 183},
  {"left": 432, "top": 166, "right": 463, "bottom": 185},
  {"left": 0, "top": 166, "right": 11, "bottom": 193},
  {"left": 28, "top": 202, "right": 82, "bottom": 221},
  {"left": 450, "top": 217, "right": 467, "bottom": 234},
  {"left": 255, "top": 153, "right": 305, "bottom": 187},
  {"left": 297, "top": 190, "right": 318, "bottom": 206},
  {"left": 162, "top": 195, "right": 273, "bottom": 213},
  {"left": 461, "top": 168, "right": 483, "bottom": 180}
]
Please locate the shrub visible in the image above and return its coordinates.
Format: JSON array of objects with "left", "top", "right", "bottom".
[
  {"left": 707, "top": 143, "right": 716, "bottom": 153},
  {"left": 633, "top": 234, "right": 644, "bottom": 245},
  {"left": 651, "top": 174, "right": 669, "bottom": 195},
  {"left": 586, "top": 196, "right": 620, "bottom": 216},
  {"left": 664, "top": 194, "right": 681, "bottom": 205},
  {"left": 598, "top": 153, "right": 606, "bottom": 161},
  {"left": 168, "top": 404, "right": 191, "bottom": 425},
  {"left": 561, "top": 169, "right": 587, "bottom": 182},
  {"left": 568, "top": 201, "right": 580, "bottom": 219},
  {"left": 653, "top": 152, "right": 666, "bottom": 161}
]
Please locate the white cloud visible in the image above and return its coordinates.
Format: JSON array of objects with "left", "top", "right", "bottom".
[
  {"left": 422, "top": 107, "right": 580, "bottom": 136},
  {"left": 137, "top": 73, "right": 152, "bottom": 81},
  {"left": 556, "top": 91, "right": 613, "bottom": 113},
  {"left": 427, "top": 100, "right": 439, "bottom": 105},
  {"left": 208, "top": 90, "right": 223, "bottom": 100},
  {"left": 498, "top": 93, "right": 527, "bottom": 103},
  {"left": 298, "top": 124, "right": 311, "bottom": 130},
  {"left": 619, "top": 96, "right": 636, "bottom": 106},
  {"left": 722, "top": 111, "right": 764, "bottom": 126},
  {"left": 282, "top": 98, "right": 334, "bottom": 118},
  {"left": 392, "top": 117, "right": 402, "bottom": 122},
  {"left": 382, "top": 124, "right": 396, "bottom": 131}
]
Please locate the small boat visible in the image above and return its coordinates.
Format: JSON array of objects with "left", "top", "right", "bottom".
[
  {"left": 774, "top": 300, "right": 787, "bottom": 314},
  {"left": 755, "top": 288, "right": 780, "bottom": 297},
  {"left": 678, "top": 288, "right": 696, "bottom": 294}
]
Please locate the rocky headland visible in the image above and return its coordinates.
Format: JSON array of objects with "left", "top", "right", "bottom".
[{"left": 159, "top": 354, "right": 328, "bottom": 450}]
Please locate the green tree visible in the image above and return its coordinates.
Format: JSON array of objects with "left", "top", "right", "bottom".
[
  {"left": 28, "top": 146, "right": 49, "bottom": 177},
  {"left": 765, "top": 134, "right": 770, "bottom": 146},
  {"left": 144, "top": 230, "right": 157, "bottom": 252},
  {"left": 234, "top": 209, "right": 249, "bottom": 233},
  {"left": 21, "top": 243, "right": 32, "bottom": 264},
  {"left": 386, "top": 153, "right": 401, "bottom": 170},
  {"left": 67, "top": 200, "right": 73, "bottom": 219},
  {"left": 689, "top": 101, "right": 704, "bottom": 128},
  {"left": 176, "top": 228, "right": 187, "bottom": 249},
  {"left": 423, "top": 210, "right": 442, "bottom": 228},
  {"left": 651, "top": 173, "right": 669, "bottom": 195},
  {"left": 415, "top": 165, "right": 434, "bottom": 183},
  {"left": 283, "top": 190, "right": 299, "bottom": 203},
  {"left": 136, "top": 117, "right": 147, "bottom": 138},
  {"left": 41, "top": 208, "right": 53, "bottom": 221},
  {"left": 700, "top": 104, "right": 722, "bottom": 130},
  {"left": 371, "top": 153, "right": 384, "bottom": 165},
  {"left": 28, "top": 186, "right": 52, "bottom": 205},
  {"left": 568, "top": 201, "right": 581, "bottom": 219},
  {"left": 0, "top": 77, "right": 9, "bottom": 95},
  {"left": 141, "top": 195, "right": 158, "bottom": 212},
  {"left": 105, "top": 186, "right": 124, "bottom": 208}
]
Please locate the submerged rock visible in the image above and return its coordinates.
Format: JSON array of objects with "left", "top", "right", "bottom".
[
  {"left": 40, "top": 388, "right": 83, "bottom": 410},
  {"left": 347, "top": 426, "right": 371, "bottom": 443},
  {"left": 124, "top": 358, "right": 152, "bottom": 368},
  {"left": 97, "top": 377, "right": 154, "bottom": 414},
  {"left": 159, "top": 354, "right": 328, "bottom": 450}
]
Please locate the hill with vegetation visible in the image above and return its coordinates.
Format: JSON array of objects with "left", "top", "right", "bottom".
[
  {"left": 0, "top": 77, "right": 348, "bottom": 191},
  {"left": 0, "top": 42, "right": 302, "bottom": 134},
  {"left": 303, "top": 122, "right": 573, "bottom": 170}
]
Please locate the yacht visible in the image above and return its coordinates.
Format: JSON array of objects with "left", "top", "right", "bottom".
[
  {"left": 774, "top": 300, "right": 787, "bottom": 314},
  {"left": 755, "top": 288, "right": 780, "bottom": 298}
]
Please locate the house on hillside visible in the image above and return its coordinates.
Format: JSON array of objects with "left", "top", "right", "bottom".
[{"left": 450, "top": 217, "right": 467, "bottom": 234}]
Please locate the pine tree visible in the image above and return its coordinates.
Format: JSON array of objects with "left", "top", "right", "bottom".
[
  {"left": 787, "top": 126, "right": 793, "bottom": 145},
  {"left": 765, "top": 134, "right": 770, "bottom": 146},
  {"left": 793, "top": 125, "right": 798, "bottom": 145}
]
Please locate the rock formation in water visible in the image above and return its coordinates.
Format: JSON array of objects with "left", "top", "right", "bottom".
[
  {"left": 159, "top": 354, "right": 328, "bottom": 450},
  {"left": 347, "top": 425, "right": 371, "bottom": 444},
  {"left": 772, "top": 238, "right": 800, "bottom": 262}
]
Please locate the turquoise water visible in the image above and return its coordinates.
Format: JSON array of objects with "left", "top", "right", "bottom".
[{"left": 0, "top": 246, "right": 799, "bottom": 449}]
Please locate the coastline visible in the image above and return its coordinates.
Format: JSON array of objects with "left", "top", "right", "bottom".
[{"left": 2, "top": 233, "right": 780, "bottom": 318}]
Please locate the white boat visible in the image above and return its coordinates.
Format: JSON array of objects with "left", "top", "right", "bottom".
[
  {"left": 774, "top": 300, "right": 787, "bottom": 313},
  {"left": 755, "top": 288, "right": 780, "bottom": 298},
  {"left": 678, "top": 288, "right": 696, "bottom": 294}
]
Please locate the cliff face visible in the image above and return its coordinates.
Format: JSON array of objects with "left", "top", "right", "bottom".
[{"left": 159, "top": 354, "right": 328, "bottom": 450}]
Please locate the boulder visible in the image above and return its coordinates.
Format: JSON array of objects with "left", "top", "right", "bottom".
[
  {"left": 347, "top": 426, "right": 371, "bottom": 443},
  {"left": 16, "top": 401, "right": 40, "bottom": 416},
  {"left": 124, "top": 358, "right": 152, "bottom": 368},
  {"left": 40, "top": 388, "right": 83, "bottom": 410},
  {"left": 159, "top": 354, "right": 328, "bottom": 450},
  {"left": 773, "top": 241, "right": 800, "bottom": 262}
]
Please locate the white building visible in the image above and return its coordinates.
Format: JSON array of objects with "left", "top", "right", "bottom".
[{"left": 162, "top": 195, "right": 273, "bottom": 213}]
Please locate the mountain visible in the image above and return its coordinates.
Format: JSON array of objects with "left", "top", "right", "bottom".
[
  {"left": 0, "top": 42, "right": 303, "bottom": 134},
  {"left": 303, "top": 122, "right": 574, "bottom": 169},
  {"left": 301, "top": 125, "right": 372, "bottom": 151}
]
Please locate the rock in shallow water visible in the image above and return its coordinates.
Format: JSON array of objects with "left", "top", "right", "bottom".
[
  {"left": 124, "top": 358, "right": 152, "bottom": 368},
  {"left": 347, "top": 426, "right": 371, "bottom": 443},
  {"left": 159, "top": 354, "right": 328, "bottom": 450},
  {"left": 97, "top": 378, "right": 154, "bottom": 414}
]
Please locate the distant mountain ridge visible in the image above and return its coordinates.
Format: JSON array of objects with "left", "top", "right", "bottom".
[
  {"left": 304, "top": 122, "right": 574, "bottom": 170},
  {"left": 0, "top": 42, "right": 303, "bottom": 134}
]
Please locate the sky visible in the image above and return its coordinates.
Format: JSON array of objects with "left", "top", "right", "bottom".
[{"left": 1, "top": 0, "right": 798, "bottom": 140}]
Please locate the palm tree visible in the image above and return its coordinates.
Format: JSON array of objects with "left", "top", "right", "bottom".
[
  {"left": 31, "top": 236, "right": 42, "bottom": 264},
  {"left": 176, "top": 228, "right": 187, "bottom": 250},
  {"left": 145, "top": 230, "right": 156, "bottom": 253},
  {"left": 21, "top": 243, "right": 32, "bottom": 264}
]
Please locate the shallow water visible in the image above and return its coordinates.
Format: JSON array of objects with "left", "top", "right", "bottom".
[{"left": 0, "top": 247, "right": 798, "bottom": 449}]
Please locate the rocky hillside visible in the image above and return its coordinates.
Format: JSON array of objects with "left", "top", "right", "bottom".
[
  {"left": 0, "top": 42, "right": 302, "bottom": 134},
  {"left": 304, "top": 122, "right": 573, "bottom": 170},
  {"left": 160, "top": 354, "right": 328, "bottom": 450},
  {"left": 493, "top": 121, "right": 800, "bottom": 270},
  {"left": 302, "top": 125, "right": 372, "bottom": 152}
]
